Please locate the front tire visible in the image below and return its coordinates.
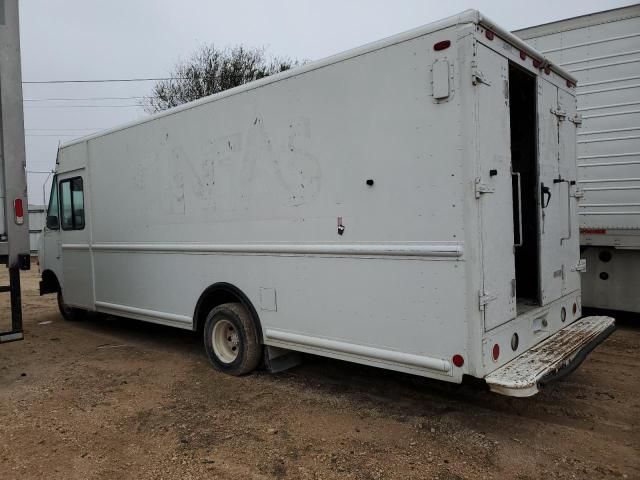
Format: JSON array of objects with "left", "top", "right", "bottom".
[
  {"left": 203, "top": 302, "right": 262, "bottom": 376},
  {"left": 57, "top": 291, "right": 84, "bottom": 321}
]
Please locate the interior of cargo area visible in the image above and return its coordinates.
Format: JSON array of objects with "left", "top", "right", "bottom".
[{"left": 508, "top": 63, "right": 541, "bottom": 312}]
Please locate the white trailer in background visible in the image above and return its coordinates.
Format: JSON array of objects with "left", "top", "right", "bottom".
[
  {"left": 39, "top": 10, "right": 614, "bottom": 396},
  {"left": 515, "top": 5, "right": 640, "bottom": 314},
  {"left": 0, "top": 0, "right": 31, "bottom": 343},
  {"left": 29, "top": 205, "right": 46, "bottom": 253}
]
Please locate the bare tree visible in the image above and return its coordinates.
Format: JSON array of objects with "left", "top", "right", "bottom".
[{"left": 146, "top": 45, "right": 300, "bottom": 113}]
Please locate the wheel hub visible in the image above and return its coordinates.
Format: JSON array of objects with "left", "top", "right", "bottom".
[{"left": 212, "top": 319, "right": 240, "bottom": 363}]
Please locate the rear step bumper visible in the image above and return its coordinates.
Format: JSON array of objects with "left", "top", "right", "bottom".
[{"left": 485, "top": 316, "right": 615, "bottom": 397}]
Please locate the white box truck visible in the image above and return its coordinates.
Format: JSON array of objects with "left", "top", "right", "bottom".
[
  {"left": 0, "top": 0, "right": 31, "bottom": 343},
  {"left": 515, "top": 5, "right": 640, "bottom": 314},
  {"left": 38, "top": 10, "right": 614, "bottom": 397}
]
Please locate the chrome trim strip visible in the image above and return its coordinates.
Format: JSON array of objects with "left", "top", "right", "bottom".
[
  {"left": 94, "top": 301, "right": 192, "bottom": 324},
  {"left": 66, "top": 242, "right": 464, "bottom": 258},
  {"left": 266, "top": 329, "right": 452, "bottom": 373}
]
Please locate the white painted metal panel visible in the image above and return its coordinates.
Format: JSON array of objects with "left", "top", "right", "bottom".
[
  {"left": 475, "top": 44, "right": 517, "bottom": 331},
  {"left": 92, "top": 250, "right": 466, "bottom": 373},
  {"left": 536, "top": 79, "right": 581, "bottom": 304},
  {"left": 538, "top": 79, "right": 564, "bottom": 304},
  {"left": 87, "top": 39, "right": 465, "bottom": 246},
  {"left": 558, "top": 88, "right": 582, "bottom": 295},
  {"left": 61, "top": 247, "right": 93, "bottom": 308}
]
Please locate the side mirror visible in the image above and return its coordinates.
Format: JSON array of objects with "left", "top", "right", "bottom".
[{"left": 46, "top": 215, "right": 59, "bottom": 230}]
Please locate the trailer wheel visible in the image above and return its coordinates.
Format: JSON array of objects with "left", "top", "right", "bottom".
[
  {"left": 57, "top": 291, "right": 83, "bottom": 321},
  {"left": 203, "top": 302, "right": 262, "bottom": 376}
]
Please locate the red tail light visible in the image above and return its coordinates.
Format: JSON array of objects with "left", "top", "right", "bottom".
[
  {"left": 452, "top": 354, "right": 464, "bottom": 367},
  {"left": 519, "top": 51, "right": 526, "bottom": 60},
  {"left": 492, "top": 344, "right": 500, "bottom": 362},
  {"left": 14, "top": 198, "right": 24, "bottom": 225},
  {"left": 434, "top": 40, "right": 451, "bottom": 51},
  {"left": 485, "top": 30, "right": 494, "bottom": 40}
]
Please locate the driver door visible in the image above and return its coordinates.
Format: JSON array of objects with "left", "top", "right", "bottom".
[{"left": 57, "top": 170, "right": 93, "bottom": 309}]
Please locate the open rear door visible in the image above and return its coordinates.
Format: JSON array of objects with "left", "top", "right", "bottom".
[
  {"left": 538, "top": 79, "right": 582, "bottom": 305},
  {"left": 557, "top": 87, "right": 581, "bottom": 296},
  {"left": 475, "top": 44, "right": 517, "bottom": 331}
]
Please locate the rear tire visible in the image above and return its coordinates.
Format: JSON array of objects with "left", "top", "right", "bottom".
[
  {"left": 57, "top": 291, "right": 84, "bottom": 321},
  {"left": 203, "top": 302, "right": 262, "bottom": 376}
]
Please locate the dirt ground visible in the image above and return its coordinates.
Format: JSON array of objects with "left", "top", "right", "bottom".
[{"left": 0, "top": 266, "right": 638, "bottom": 480}]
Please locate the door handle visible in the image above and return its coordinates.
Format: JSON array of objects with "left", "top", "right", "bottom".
[
  {"left": 541, "top": 183, "right": 551, "bottom": 208},
  {"left": 561, "top": 183, "right": 572, "bottom": 243},
  {"left": 512, "top": 172, "right": 523, "bottom": 247}
]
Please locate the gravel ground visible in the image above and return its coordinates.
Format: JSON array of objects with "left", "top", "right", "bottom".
[{"left": 0, "top": 266, "right": 638, "bottom": 479}]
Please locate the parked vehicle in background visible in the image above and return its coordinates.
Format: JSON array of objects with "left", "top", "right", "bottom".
[
  {"left": 39, "top": 10, "right": 614, "bottom": 397},
  {"left": 0, "top": 0, "right": 31, "bottom": 343},
  {"left": 515, "top": 4, "right": 640, "bottom": 314},
  {"left": 29, "top": 205, "right": 46, "bottom": 254}
]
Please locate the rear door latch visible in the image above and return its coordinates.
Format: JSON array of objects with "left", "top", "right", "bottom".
[
  {"left": 571, "top": 259, "right": 587, "bottom": 272},
  {"left": 475, "top": 177, "right": 495, "bottom": 198}
]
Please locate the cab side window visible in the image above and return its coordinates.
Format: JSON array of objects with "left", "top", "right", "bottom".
[
  {"left": 46, "top": 176, "right": 60, "bottom": 230},
  {"left": 59, "top": 177, "right": 85, "bottom": 230}
]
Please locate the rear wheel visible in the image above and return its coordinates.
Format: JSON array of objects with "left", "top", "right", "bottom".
[
  {"left": 57, "top": 291, "right": 84, "bottom": 321},
  {"left": 203, "top": 302, "right": 262, "bottom": 376}
]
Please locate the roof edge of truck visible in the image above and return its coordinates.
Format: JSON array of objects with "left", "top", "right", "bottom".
[
  {"left": 514, "top": 4, "right": 640, "bottom": 39},
  {"left": 58, "top": 9, "right": 575, "bottom": 151}
]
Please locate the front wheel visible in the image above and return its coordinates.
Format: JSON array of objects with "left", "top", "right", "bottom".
[
  {"left": 203, "top": 302, "right": 262, "bottom": 376},
  {"left": 57, "top": 291, "right": 84, "bottom": 321}
]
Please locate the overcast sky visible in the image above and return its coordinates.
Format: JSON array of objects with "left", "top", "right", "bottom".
[{"left": 19, "top": 0, "right": 635, "bottom": 203}]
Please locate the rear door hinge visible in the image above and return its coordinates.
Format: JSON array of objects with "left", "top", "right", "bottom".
[
  {"left": 479, "top": 291, "right": 497, "bottom": 310},
  {"left": 572, "top": 259, "right": 587, "bottom": 272},
  {"left": 471, "top": 61, "right": 491, "bottom": 86},
  {"left": 475, "top": 177, "right": 495, "bottom": 198},
  {"left": 550, "top": 108, "right": 567, "bottom": 121},
  {"left": 569, "top": 113, "right": 582, "bottom": 126}
]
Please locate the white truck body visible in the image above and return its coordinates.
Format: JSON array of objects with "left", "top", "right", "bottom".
[
  {"left": 39, "top": 10, "right": 614, "bottom": 396},
  {"left": 515, "top": 5, "right": 640, "bottom": 313}
]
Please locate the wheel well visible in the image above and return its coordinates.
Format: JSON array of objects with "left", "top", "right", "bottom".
[
  {"left": 40, "top": 269, "right": 60, "bottom": 295},
  {"left": 193, "top": 283, "right": 263, "bottom": 342}
]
